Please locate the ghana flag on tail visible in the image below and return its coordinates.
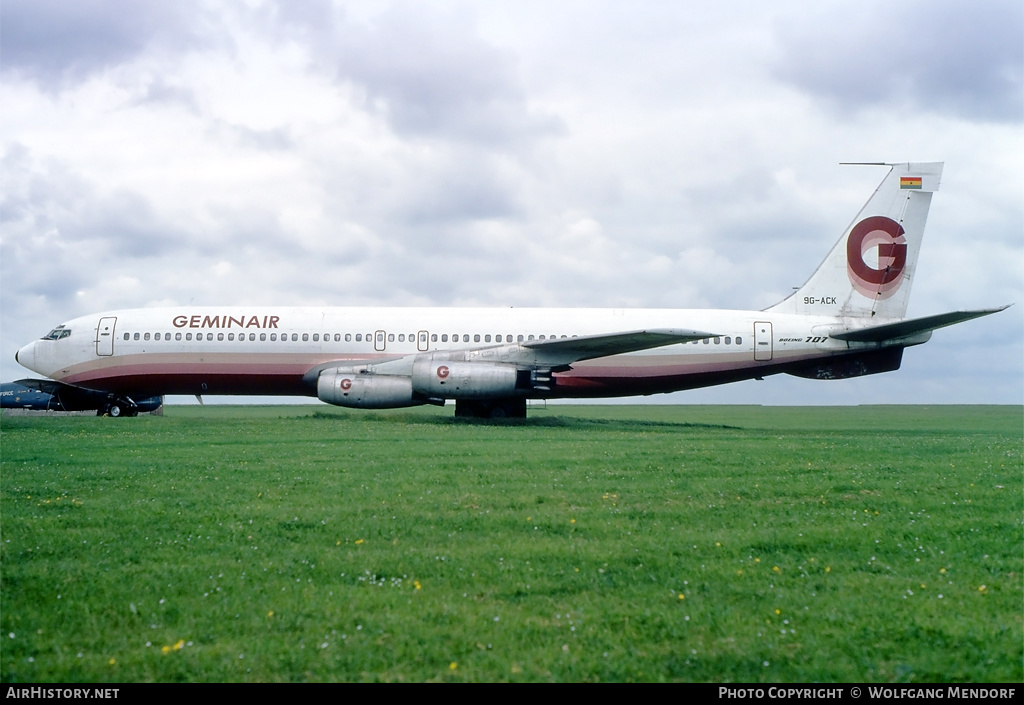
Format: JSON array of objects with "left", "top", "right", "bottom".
[{"left": 900, "top": 176, "right": 923, "bottom": 189}]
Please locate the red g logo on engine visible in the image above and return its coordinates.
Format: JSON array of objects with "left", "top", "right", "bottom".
[
  {"left": 436, "top": 365, "right": 450, "bottom": 379},
  {"left": 847, "top": 216, "right": 907, "bottom": 299},
  {"left": 340, "top": 378, "right": 352, "bottom": 391}
]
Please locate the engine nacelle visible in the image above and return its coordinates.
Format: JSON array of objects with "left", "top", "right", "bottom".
[
  {"left": 317, "top": 369, "right": 422, "bottom": 409},
  {"left": 412, "top": 359, "right": 521, "bottom": 399}
]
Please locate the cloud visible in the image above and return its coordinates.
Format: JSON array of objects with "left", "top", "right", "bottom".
[
  {"left": 0, "top": 0, "right": 208, "bottom": 88},
  {"left": 772, "top": 0, "right": 1023, "bottom": 123},
  {"left": 272, "top": 2, "right": 566, "bottom": 147}
]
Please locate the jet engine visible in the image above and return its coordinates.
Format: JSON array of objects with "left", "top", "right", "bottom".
[
  {"left": 410, "top": 359, "right": 522, "bottom": 399},
  {"left": 317, "top": 369, "right": 422, "bottom": 409}
]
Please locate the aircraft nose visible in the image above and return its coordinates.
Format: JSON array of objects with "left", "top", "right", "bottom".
[{"left": 15, "top": 342, "right": 35, "bottom": 371}]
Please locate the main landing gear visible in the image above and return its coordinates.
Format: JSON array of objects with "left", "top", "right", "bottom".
[{"left": 454, "top": 398, "right": 528, "bottom": 419}]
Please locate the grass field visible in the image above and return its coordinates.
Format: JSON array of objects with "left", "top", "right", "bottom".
[{"left": 1, "top": 404, "right": 1021, "bottom": 682}]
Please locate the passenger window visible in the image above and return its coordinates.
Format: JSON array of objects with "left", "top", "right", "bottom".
[
  {"left": 134, "top": 333, "right": 140, "bottom": 341},
  {"left": 260, "top": 333, "right": 266, "bottom": 341},
  {"left": 388, "top": 333, "right": 395, "bottom": 342},
  {"left": 154, "top": 333, "right": 161, "bottom": 341},
  {"left": 270, "top": 333, "right": 276, "bottom": 341},
  {"left": 703, "top": 338, "right": 709, "bottom": 344},
  {"left": 463, "top": 334, "right": 469, "bottom": 342},
  {"left": 176, "top": 333, "right": 182, "bottom": 341},
  {"left": 735, "top": 336, "right": 743, "bottom": 345},
  {"left": 228, "top": 333, "right": 234, "bottom": 341},
  {"left": 398, "top": 334, "right": 405, "bottom": 342},
  {"left": 335, "top": 334, "right": 341, "bottom": 342},
  {"left": 345, "top": 333, "right": 352, "bottom": 342},
  {"left": 441, "top": 334, "right": 448, "bottom": 342},
  {"left": 714, "top": 337, "right": 720, "bottom": 345},
  {"left": 313, "top": 334, "right": 319, "bottom": 342},
  {"left": 518, "top": 335, "right": 524, "bottom": 342},
  {"left": 186, "top": 333, "right": 193, "bottom": 341},
  {"left": 248, "top": 333, "right": 255, "bottom": 341},
  {"left": 302, "top": 333, "right": 309, "bottom": 342},
  {"left": 528, "top": 335, "right": 535, "bottom": 340},
  {"left": 474, "top": 334, "right": 481, "bottom": 342},
  {"left": 431, "top": 334, "right": 437, "bottom": 342},
  {"left": 725, "top": 336, "right": 731, "bottom": 345},
  {"left": 124, "top": 333, "right": 130, "bottom": 341},
  {"left": 484, "top": 334, "right": 491, "bottom": 342},
  {"left": 217, "top": 333, "right": 224, "bottom": 341}
]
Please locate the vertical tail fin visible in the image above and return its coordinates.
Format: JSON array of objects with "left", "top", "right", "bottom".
[{"left": 767, "top": 162, "right": 943, "bottom": 320}]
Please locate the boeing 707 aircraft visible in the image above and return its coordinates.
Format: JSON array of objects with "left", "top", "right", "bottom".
[{"left": 10, "top": 162, "right": 1007, "bottom": 418}]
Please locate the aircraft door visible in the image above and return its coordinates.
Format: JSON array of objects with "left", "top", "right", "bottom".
[
  {"left": 374, "top": 330, "right": 386, "bottom": 352},
  {"left": 417, "top": 330, "right": 429, "bottom": 352},
  {"left": 96, "top": 317, "right": 117, "bottom": 356},
  {"left": 754, "top": 321, "right": 773, "bottom": 361}
]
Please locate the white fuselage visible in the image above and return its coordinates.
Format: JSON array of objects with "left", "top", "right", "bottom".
[{"left": 15, "top": 306, "right": 873, "bottom": 400}]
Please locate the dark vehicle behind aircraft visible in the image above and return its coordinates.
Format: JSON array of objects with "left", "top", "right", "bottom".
[{"left": 1, "top": 379, "right": 162, "bottom": 416}]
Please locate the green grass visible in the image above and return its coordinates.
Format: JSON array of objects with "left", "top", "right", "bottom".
[{"left": 1, "top": 404, "right": 1021, "bottom": 682}]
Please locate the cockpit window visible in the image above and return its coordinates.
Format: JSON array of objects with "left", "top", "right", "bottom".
[{"left": 42, "top": 326, "right": 71, "bottom": 340}]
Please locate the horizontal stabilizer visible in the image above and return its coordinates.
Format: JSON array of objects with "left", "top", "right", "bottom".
[
  {"left": 524, "top": 328, "right": 717, "bottom": 362},
  {"left": 831, "top": 306, "right": 1010, "bottom": 343}
]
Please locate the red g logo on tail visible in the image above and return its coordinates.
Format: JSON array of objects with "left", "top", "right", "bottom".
[{"left": 847, "top": 216, "right": 907, "bottom": 299}]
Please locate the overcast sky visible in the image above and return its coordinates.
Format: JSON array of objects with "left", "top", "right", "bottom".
[{"left": 2, "top": 0, "right": 1021, "bottom": 405}]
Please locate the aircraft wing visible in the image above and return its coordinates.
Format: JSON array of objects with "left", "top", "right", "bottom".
[
  {"left": 831, "top": 306, "right": 1010, "bottom": 343},
  {"left": 518, "top": 328, "right": 718, "bottom": 366},
  {"left": 10, "top": 378, "right": 70, "bottom": 395}
]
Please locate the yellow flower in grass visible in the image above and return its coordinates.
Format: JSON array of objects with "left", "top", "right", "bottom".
[{"left": 161, "top": 640, "right": 185, "bottom": 654}]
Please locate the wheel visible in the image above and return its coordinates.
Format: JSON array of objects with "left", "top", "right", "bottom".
[{"left": 108, "top": 403, "right": 123, "bottom": 417}]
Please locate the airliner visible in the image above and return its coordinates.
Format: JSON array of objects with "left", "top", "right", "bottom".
[{"left": 9, "top": 162, "right": 1007, "bottom": 418}]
